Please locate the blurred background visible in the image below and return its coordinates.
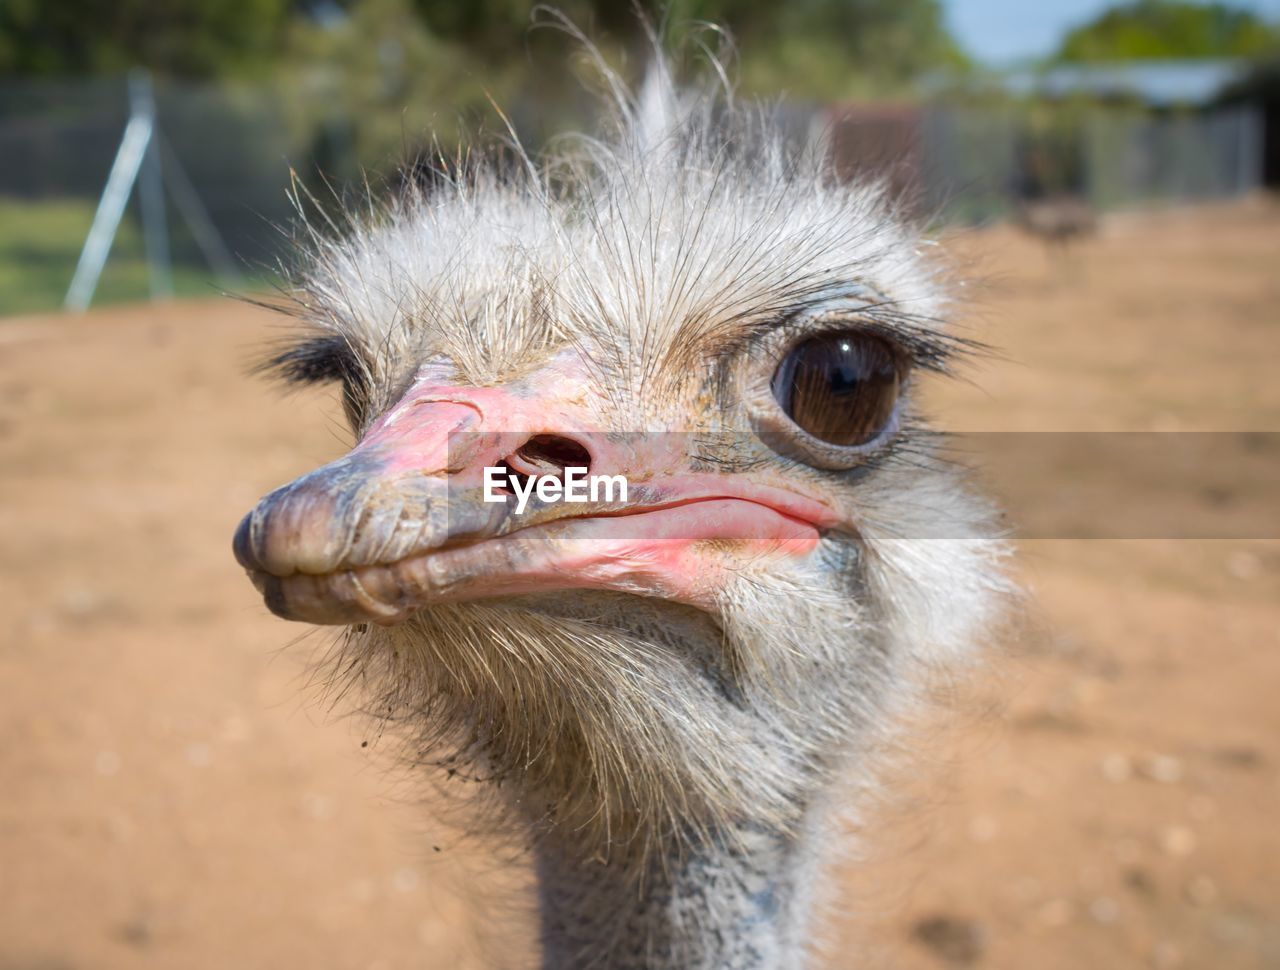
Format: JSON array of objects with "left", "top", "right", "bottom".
[
  {"left": 1, "top": 2, "right": 1278, "bottom": 969},
  {"left": 1, "top": 0, "right": 1279, "bottom": 312}
]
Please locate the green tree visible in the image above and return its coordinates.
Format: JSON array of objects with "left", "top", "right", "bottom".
[
  {"left": 278, "top": 0, "right": 969, "bottom": 169},
  {"left": 408, "top": 0, "right": 966, "bottom": 96},
  {"left": 1055, "top": 0, "right": 1280, "bottom": 62},
  {"left": 0, "top": 0, "right": 292, "bottom": 77},
  {"left": 0, "top": 0, "right": 967, "bottom": 96},
  {"left": 283, "top": 0, "right": 509, "bottom": 175}
]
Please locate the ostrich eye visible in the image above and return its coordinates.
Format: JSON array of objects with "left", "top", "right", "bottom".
[{"left": 771, "top": 332, "right": 902, "bottom": 446}]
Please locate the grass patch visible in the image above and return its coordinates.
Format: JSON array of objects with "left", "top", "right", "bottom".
[{"left": 0, "top": 197, "right": 248, "bottom": 316}]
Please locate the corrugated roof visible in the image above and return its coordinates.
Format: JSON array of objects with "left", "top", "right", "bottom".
[{"left": 997, "top": 59, "right": 1248, "bottom": 106}]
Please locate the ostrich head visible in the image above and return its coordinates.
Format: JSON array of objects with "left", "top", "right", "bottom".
[{"left": 234, "top": 52, "right": 1007, "bottom": 970}]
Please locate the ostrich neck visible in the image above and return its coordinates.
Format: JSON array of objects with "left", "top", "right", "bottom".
[{"left": 533, "top": 821, "right": 817, "bottom": 969}]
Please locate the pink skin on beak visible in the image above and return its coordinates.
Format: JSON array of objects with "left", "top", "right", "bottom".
[{"left": 235, "top": 357, "right": 835, "bottom": 625}]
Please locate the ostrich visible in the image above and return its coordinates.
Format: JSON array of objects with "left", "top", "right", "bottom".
[
  {"left": 1010, "top": 134, "right": 1097, "bottom": 265},
  {"left": 1014, "top": 193, "right": 1097, "bottom": 254},
  {"left": 233, "top": 41, "right": 1008, "bottom": 970}
]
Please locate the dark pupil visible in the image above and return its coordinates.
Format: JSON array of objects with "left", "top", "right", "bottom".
[{"left": 772, "top": 333, "right": 901, "bottom": 446}]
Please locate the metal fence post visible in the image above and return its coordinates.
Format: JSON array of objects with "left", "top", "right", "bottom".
[
  {"left": 133, "top": 71, "right": 173, "bottom": 300},
  {"left": 64, "top": 71, "right": 157, "bottom": 312}
]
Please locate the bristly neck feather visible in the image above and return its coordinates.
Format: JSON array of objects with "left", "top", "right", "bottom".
[{"left": 533, "top": 816, "right": 822, "bottom": 969}]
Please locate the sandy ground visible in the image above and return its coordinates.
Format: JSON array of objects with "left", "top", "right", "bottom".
[{"left": 1, "top": 200, "right": 1277, "bottom": 970}]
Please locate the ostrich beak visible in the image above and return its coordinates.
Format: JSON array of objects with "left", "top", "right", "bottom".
[{"left": 234, "top": 367, "right": 832, "bottom": 625}]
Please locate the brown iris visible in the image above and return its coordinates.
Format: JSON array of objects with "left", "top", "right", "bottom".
[{"left": 771, "top": 332, "right": 902, "bottom": 446}]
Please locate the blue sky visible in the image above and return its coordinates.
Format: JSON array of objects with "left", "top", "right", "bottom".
[{"left": 944, "top": 0, "right": 1280, "bottom": 64}]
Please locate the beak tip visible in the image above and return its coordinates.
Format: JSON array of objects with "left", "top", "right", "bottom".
[{"left": 232, "top": 512, "right": 261, "bottom": 573}]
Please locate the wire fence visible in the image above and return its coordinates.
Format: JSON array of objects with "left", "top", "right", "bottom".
[
  {"left": 827, "top": 100, "right": 1264, "bottom": 224},
  {"left": 0, "top": 75, "right": 1267, "bottom": 316},
  {"left": 0, "top": 76, "right": 304, "bottom": 314}
]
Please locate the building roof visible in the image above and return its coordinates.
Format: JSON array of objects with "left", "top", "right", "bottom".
[{"left": 996, "top": 59, "right": 1249, "bottom": 106}]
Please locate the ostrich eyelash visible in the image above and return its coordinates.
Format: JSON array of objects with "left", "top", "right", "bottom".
[
  {"left": 713, "top": 302, "right": 982, "bottom": 380},
  {"left": 777, "top": 312, "right": 980, "bottom": 376},
  {"left": 259, "top": 335, "right": 364, "bottom": 387}
]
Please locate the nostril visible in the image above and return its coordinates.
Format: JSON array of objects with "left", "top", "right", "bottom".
[{"left": 508, "top": 434, "right": 593, "bottom": 479}]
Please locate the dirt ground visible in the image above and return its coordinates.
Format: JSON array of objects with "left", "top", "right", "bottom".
[{"left": 2, "top": 200, "right": 1277, "bottom": 970}]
